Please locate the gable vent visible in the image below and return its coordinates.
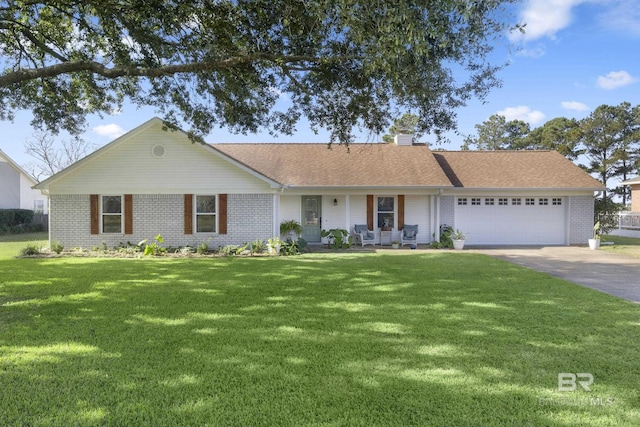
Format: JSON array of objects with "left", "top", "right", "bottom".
[{"left": 152, "top": 144, "right": 166, "bottom": 157}]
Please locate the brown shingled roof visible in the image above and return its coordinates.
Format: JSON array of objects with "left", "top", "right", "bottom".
[
  {"left": 214, "top": 143, "right": 603, "bottom": 190},
  {"left": 213, "top": 143, "right": 453, "bottom": 188},
  {"left": 434, "top": 150, "right": 604, "bottom": 189}
]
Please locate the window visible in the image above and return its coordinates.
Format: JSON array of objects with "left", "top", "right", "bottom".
[
  {"left": 498, "top": 198, "right": 508, "bottom": 206},
  {"left": 525, "top": 198, "right": 535, "bottom": 206},
  {"left": 196, "top": 195, "right": 217, "bottom": 233},
  {"left": 512, "top": 198, "right": 522, "bottom": 205},
  {"left": 457, "top": 198, "right": 468, "bottom": 206},
  {"left": 377, "top": 196, "right": 394, "bottom": 229},
  {"left": 471, "top": 198, "right": 481, "bottom": 206},
  {"left": 102, "top": 195, "right": 122, "bottom": 233},
  {"left": 539, "top": 198, "right": 549, "bottom": 206},
  {"left": 34, "top": 200, "right": 44, "bottom": 213},
  {"left": 485, "top": 198, "right": 495, "bottom": 205},
  {"left": 552, "top": 198, "right": 562, "bottom": 206}
]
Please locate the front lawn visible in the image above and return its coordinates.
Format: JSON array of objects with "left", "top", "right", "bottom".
[
  {"left": 601, "top": 234, "right": 640, "bottom": 258},
  {"left": 1, "top": 250, "right": 639, "bottom": 426},
  {"left": 0, "top": 231, "right": 48, "bottom": 259}
]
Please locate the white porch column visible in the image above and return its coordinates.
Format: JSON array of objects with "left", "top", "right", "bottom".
[
  {"left": 431, "top": 194, "right": 440, "bottom": 243},
  {"left": 345, "top": 194, "right": 350, "bottom": 230},
  {"left": 273, "top": 193, "right": 279, "bottom": 237}
]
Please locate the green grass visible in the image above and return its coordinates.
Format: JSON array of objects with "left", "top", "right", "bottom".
[
  {"left": 601, "top": 234, "right": 640, "bottom": 258},
  {"left": 0, "top": 232, "right": 48, "bottom": 258},
  {"left": 1, "top": 242, "right": 639, "bottom": 425}
]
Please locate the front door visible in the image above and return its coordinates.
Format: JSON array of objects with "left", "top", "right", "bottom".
[{"left": 301, "top": 196, "right": 322, "bottom": 242}]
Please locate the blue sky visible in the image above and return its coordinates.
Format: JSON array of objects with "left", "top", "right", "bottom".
[{"left": 2, "top": 0, "right": 639, "bottom": 172}]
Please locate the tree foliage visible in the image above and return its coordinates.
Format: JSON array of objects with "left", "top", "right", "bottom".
[
  {"left": 0, "top": 1, "right": 518, "bottom": 143},
  {"left": 461, "top": 114, "right": 530, "bottom": 150},
  {"left": 520, "top": 117, "right": 583, "bottom": 160},
  {"left": 381, "top": 113, "right": 421, "bottom": 143},
  {"left": 577, "top": 102, "right": 640, "bottom": 204}
]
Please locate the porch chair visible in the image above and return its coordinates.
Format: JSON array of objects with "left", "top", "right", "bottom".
[
  {"left": 352, "top": 224, "right": 376, "bottom": 247},
  {"left": 401, "top": 224, "right": 418, "bottom": 248}
]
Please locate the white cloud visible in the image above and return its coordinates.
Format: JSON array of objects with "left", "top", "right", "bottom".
[
  {"left": 597, "top": 70, "right": 638, "bottom": 89},
  {"left": 598, "top": 0, "right": 640, "bottom": 36},
  {"left": 93, "top": 124, "right": 126, "bottom": 139},
  {"left": 561, "top": 101, "right": 589, "bottom": 111},
  {"left": 509, "top": 0, "right": 586, "bottom": 42},
  {"left": 497, "top": 106, "right": 546, "bottom": 124},
  {"left": 515, "top": 44, "right": 546, "bottom": 58}
]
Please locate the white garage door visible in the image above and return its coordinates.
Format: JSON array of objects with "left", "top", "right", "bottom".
[{"left": 455, "top": 197, "right": 566, "bottom": 245}]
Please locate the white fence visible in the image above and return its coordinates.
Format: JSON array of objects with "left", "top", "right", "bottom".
[
  {"left": 616, "top": 212, "right": 640, "bottom": 230},
  {"left": 607, "top": 212, "right": 640, "bottom": 238}
]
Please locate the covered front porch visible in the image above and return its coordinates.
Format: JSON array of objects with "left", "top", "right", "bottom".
[{"left": 277, "top": 192, "right": 442, "bottom": 246}]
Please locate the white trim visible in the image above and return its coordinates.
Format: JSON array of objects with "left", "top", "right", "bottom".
[
  {"left": 193, "top": 194, "right": 218, "bottom": 234},
  {"left": 375, "top": 195, "right": 396, "bottom": 229},
  {"left": 101, "top": 194, "right": 124, "bottom": 234}
]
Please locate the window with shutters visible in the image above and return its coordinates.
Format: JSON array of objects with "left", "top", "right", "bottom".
[
  {"left": 195, "top": 195, "right": 217, "bottom": 233},
  {"left": 102, "top": 195, "right": 123, "bottom": 233},
  {"left": 377, "top": 196, "right": 394, "bottom": 229}
]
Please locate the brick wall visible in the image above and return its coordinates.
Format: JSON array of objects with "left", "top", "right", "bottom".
[
  {"left": 49, "top": 194, "right": 91, "bottom": 248},
  {"left": 569, "top": 195, "right": 595, "bottom": 244},
  {"left": 439, "top": 195, "right": 455, "bottom": 230},
  {"left": 50, "top": 193, "right": 273, "bottom": 249}
]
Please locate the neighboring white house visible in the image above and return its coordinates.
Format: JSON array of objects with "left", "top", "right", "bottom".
[
  {"left": 34, "top": 117, "right": 604, "bottom": 249},
  {"left": 610, "top": 177, "right": 640, "bottom": 238},
  {"left": 0, "top": 149, "right": 47, "bottom": 214}
]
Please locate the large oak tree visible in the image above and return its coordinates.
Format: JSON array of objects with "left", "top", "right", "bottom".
[{"left": 0, "top": 0, "right": 519, "bottom": 143}]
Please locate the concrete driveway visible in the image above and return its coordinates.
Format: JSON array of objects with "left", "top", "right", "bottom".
[{"left": 472, "top": 246, "right": 640, "bottom": 304}]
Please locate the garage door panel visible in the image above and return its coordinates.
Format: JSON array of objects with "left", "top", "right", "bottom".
[{"left": 456, "top": 198, "right": 565, "bottom": 245}]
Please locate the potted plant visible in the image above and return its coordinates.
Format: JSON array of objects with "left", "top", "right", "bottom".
[
  {"left": 588, "top": 221, "right": 601, "bottom": 250},
  {"left": 452, "top": 229, "right": 466, "bottom": 250},
  {"left": 391, "top": 240, "right": 400, "bottom": 249},
  {"left": 280, "top": 219, "right": 303, "bottom": 241}
]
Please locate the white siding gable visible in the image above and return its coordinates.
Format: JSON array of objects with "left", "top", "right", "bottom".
[{"left": 47, "top": 121, "right": 275, "bottom": 194}]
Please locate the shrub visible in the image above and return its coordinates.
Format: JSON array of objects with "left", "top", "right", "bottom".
[
  {"left": 280, "top": 239, "right": 301, "bottom": 256},
  {"left": 267, "top": 237, "right": 282, "bottom": 255},
  {"left": 196, "top": 240, "right": 209, "bottom": 255},
  {"left": 430, "top": 224, "right": 453, "bottom": 249},
  {"left": 250, "top": 239, "right": 266, "bottom": 255},
  {"left": 139, "top": 234, "right": 166, "bottom": 256},
  {"left": 20, "top": 242, "right": 43, "bottom": 256},
  {"left": 178, "top": 246, "right": 194, "bottom": 256},
  {"left": 50, "top": 240, "right": 64, "bottom": 254},
  {"left": 0, "top": 209, "right": 34, "bottom": 228},
  {"left": 219, "top": 245, "right": 240, "bottom": 256}
]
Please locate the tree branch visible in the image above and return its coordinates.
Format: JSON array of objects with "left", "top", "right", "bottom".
[{"left": 0, "top": 53, "right": 337, "bottom": 86}]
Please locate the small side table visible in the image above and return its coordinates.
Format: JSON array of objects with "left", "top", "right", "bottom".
[{"left": 380, "top": 230, "right": 392, "bottom": 246}]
